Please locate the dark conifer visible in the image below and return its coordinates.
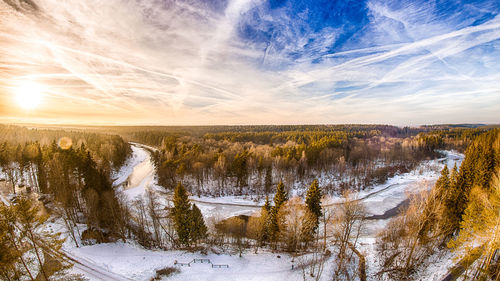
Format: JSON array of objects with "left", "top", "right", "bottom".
[
  {"left": 435, "top": 165, "right": 450, "bottom": 199},
  {"left": 269, "top": 181, "right": 288, "bottom": 241},
  {"left": 189, "top": 204, "right": 207, "bottom": 246},
  {"left": 264, "top": 166, "right": 272, "bottom": 195},
  {"left": 172, "top": 182, "right": 192, "bottom": 246},
  {"left": 263, "top": 195, "right": 271, "bottom": 213},
  {"left": 305, "top": 179, "right": 322, "bottom": 228},
  {"left": 273, "top": 181, "right": 288, "bottom": 209}
]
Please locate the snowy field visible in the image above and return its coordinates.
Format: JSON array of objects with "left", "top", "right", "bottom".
[
  {"left": 59, "top": 144, "right": 463, "bottom": 280},
  {"left": 65, "top": 241, "right": 336, "bottom": 281}
]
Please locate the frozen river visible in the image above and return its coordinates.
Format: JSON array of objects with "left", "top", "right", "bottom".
[{"left": 116, "top": 143, "right": 463, "bottom": 235}]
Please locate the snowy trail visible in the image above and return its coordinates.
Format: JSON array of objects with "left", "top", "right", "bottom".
[{"left": 61, "top": 250, "right": 132, "bottom": 281}]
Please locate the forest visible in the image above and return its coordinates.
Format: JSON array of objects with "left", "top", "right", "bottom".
[
  {"left": 0, "top": 124, "right": 497, "bottom": 280},
  {"left": 122, "top": 125, "right": 486, "bottom": 198}
]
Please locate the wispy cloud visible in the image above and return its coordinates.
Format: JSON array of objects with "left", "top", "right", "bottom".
[{"left": 0, "top": 0, "right": 499, "bottom": 125}]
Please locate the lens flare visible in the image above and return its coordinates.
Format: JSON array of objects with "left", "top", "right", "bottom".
[{"left": 58, "top": 137, "right": 73, "bottom": 150}]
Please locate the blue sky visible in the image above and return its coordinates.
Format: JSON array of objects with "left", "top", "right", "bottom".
[{"left": 0, "top": 0, "right": 499, "bottom": 125}]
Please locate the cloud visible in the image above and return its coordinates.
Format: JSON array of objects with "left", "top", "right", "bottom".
[{"left": 0, "top": 0, "right": 499, "bottom": 125}]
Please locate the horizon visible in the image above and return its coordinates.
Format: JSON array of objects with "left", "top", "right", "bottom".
[
  {"left": 1, "top": 0, "right": 499, "bottom": 125},
  {"left": 1, "top": 121, "right": 498, "bottom": 129}
]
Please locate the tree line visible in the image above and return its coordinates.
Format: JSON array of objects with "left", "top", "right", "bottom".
[{"left": 131, "top": 126, "right": 486, "bottom": 199}]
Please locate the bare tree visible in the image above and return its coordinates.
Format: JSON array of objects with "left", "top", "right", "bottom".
[
  {"left": 216, "top": 216, "right": 247, "bottom": 257},
  {"left": 246, "top": 211, "right": 267, "bottom": 253},
  {"left": 331, "top": 190, "right": 366, "bottom": 280},
  {"left": 278, "top": 197, "right": 316, "bottom": 253},
  {"left": 376, "top": 188, "right": 442, "bottom": 280}
]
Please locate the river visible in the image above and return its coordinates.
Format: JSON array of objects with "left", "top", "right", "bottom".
[{"left": 117, "top": 143, "right": 463, "bottom": 234}]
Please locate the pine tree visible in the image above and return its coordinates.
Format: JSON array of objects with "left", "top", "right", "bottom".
[
  {"left": 305, "top": 179, "right": 322, "bottom": 229},
  {"left": 261, "top": 196, "right": 272, "bottom": 242},
  {"left": 34, "top": 142, "right": 47, "bottom": 193},
  {"left": 273, "top": 181, "right": 288, "bottom": 209},
  {"left": 233, "top": 150, "right": 249, "bottom": 190},
  {"left": 0, "top": 204, "right": 27, "bottom": 281},
  {"left": 435, "top": 165, "right": 450, "bottom": 199},
  {"left": 189, "top": 204, "right": 207, "bottom": 246},
  {"left": 269, "top": 181, "right": 288, "bottom": 241},
  {"left": 435, "top": 165, "right": 457, "bottom": 237},
  {"left": 172, "top": 182, "right": 192, "bottom": 246},
  {"left": 439, "top": 130, "right": 499, "bottom": 237},
  {"left": 475, "top": 144, "right": 495, "bottom": 189},
  {"left": 263, "top": 195, "right": 271, "bottom": 213},
  {"left": 0, "top": 196, "right": 69, "bottom": 280},
  {"left": 448, "top": 173, "right": 500, "bottom": 280},
  {"left": 450, "top": 163, "right": 458, "bottom": 188},
  {"left": 15, "top": 197, "right": 64, "bottom": 281},
  {"left": 264, "top": 166, "right": 272, "bottom": 195}
]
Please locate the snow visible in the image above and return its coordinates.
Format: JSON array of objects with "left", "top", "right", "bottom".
[
  {"left": 113, "top": 144, "right": 464, "bottom": 226},
  {"left": 193, "top": 151, "right": 463, "bottom": 222},
  {"left": 113, "top": 144, "right": 160, "bottom": 200},
  {"left": 416, "top": 250, "right": 457, "bottom": 281},
  {"left": 112, "top": 145, "right": 149, "bottom": 187},
  {"left": 58, "top": 145, "right": 464, "bottom": 280},
  {"left": 63, "top": 241, "right": 336, "bottom": 281}
]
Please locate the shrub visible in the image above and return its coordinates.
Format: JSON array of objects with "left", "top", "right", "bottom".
[{"left": 150, "top": 267, "right": 180, "bottom": 280}]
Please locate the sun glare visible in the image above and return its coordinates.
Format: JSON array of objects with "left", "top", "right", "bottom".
[{"left": 14, "top": 82, "right": 45, "bottom": 110}]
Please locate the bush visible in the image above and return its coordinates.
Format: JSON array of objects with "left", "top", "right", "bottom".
[{"left": 150, "top": 267, "right": 180, "bottom": 280}]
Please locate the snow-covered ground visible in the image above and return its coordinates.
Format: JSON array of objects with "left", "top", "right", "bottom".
[
  {"left": 64, "top": 144, "right": 464, "bottom": 280},
  {"left": 65, "top": 241, "right": 335, "bottom": 281}
]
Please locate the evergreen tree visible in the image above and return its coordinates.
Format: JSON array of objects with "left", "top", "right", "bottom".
[
  {"left": 437, "top": 130, "right": 499, "bottom": 236},
  {"left": 0, "top": 204, "right": 26, "bottom": 280},
  {"left": 263, "top": 195, "right": 271, "bottom": 213},
  {"left": 172, "top": 182, "right": 192, "bottom": 246},
  {"left": 261, "top": 196, "right": 272, "bottom": 242},
  {"left": 264, "top": 166, "right": 272, "bottom": 195},
  {"left": 273, "top": 181, "right": 288, "bottom": 209},
  {"left": 189, "top": 204, "right": 207, "bottom": 246},
  {"left": 435, "top": 165, "right": 450, "bottom": 199},
  {"left": 269, "top": 181, "right": 288, "bottom": 241},
  {"left": 434, "top": 165, "right": 456, "bottom": 236},
  {"left": 257, "top": 156, "right": 264, "bottom": 176},
  {"left": 14, "top": 197, "right": 63, "bottom": 280},
  {"left": 305, "top": 179, "right": 322, "bottom": 229},
  {"left": 232, "top": 150, "right": 249, "bottom": 190},
  {"left": 475, "top": 144, "right": 495, "bottom": 189},
  {"left": 448, "top": 173, "right": 500, "bottom": 280},
  {"left": 445, "top": 130, "right": 498, "bottom": 234},
  {"left": 0, "top": 196, "right": 69, "bottom": 280},
  {"left": 450, "top": 163, "right": 458, "bottom": 188},
  {"left": 34, "top": 142, "right": 47, "bottom": 193}
]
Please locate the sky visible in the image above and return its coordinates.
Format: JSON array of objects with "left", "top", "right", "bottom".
[{"left": 0, "top": 0, "right": 499, "bottom": 126}]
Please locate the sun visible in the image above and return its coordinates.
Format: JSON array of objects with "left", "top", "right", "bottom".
[{"left": 14, "top": 82, "right": 45, "bottom": 110}]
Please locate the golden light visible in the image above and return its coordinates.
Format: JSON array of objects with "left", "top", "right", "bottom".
[
  {"left": 58, "top": 137, "right": 73, "bottom": 150},
  {"left": 14, "top": 81, "right": 45, "bottom": 110}
]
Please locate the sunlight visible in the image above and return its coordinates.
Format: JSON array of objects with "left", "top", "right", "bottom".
[{"left": 14, "top": 81, "right": 45, "bottom": 110}]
